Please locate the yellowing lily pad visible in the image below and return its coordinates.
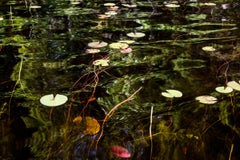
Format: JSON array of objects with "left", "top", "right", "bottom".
[
  {"left": 215, "top": 86, "right": 233, "bottom": 94},
  {"left": 109, "top": 42, "right": 129, "bottom": 49},
  {"left": 227, "top": 81, "right": 240, "bottom": 91},
  {"left": 202, "top": 46, "right": 216, "bottom": 52},
  {"left": 127, "top": 32, "right": 145, "bottom": 38},
  {"left": 93, "top": 59, "right": 110, "bottom": 66},
  {"left": 195, "top": 95, "right": 217, "bottom": 104},
  {"left": 161, "top": 89, "right": 183, "bottom": 98},
  {"left": 40, "top": 94, "right": 68, "bottom": 107},
  {"left": 88, "top": 41, "right": 108, "bottom": 48},
  {"left": 85, "top": 116, "right": 100, "bottom": 135}
]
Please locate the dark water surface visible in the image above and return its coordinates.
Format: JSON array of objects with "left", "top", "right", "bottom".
[{"left": 1, "top": 0, "right": 240, "bottom": 159}]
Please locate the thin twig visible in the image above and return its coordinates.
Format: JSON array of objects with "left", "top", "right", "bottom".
[
  {"left": 95, "top": 87, "right": 142, "bottom": 152},
  {"left": 149, "top": 106, "right": 153, "bottom": 160}
]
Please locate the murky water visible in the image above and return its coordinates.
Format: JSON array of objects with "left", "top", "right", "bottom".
[{"left": 1, "top": 0, "right": 240, "bottom": 159}]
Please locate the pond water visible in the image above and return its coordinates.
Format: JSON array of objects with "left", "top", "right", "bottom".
[{"left": 1, "top": 0, "right": 240, "bottom": 159}]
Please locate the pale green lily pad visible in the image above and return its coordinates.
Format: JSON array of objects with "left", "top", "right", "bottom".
[
  {"left": 227, "top": 81, "right": 240, "bottom": 91},
  {"left": 93, "top": 59, "right": 110, "bottom": 66},
  {"left": 118, "top": 40, "right": 135, "bottom": 44},
  {"left": 202, "top": 46, "right": 216, "bottom": 51},
  {"left": 195, "top": 95, "right": 217, "bottom": 104},
  {"left": 127, "top": 32, "right": 145, "bottom": 38},
  {"left": 104, "top": 3, "right": 116, "bottom": 7},
  {"left": 40, "top": 94, "right": 68, "bottom": 107},
  {"left": 161, "top": 89, "right": 183, "bottom": 98},
  {"left": 165, "top": 4, "right": 180, "bottom": 8},
  {"left": 215, "top": 86, "right": 233, "bottom": 94},
  {"left": 109, "top": 42, "right": 129, "bottom": 49}
]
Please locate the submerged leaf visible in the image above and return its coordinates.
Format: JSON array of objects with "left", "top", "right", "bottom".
[
  {"left": 85, "top": 116, "right": 100, "bottom": 135},
  {"left": 73, "top": 116, "right": 83, "bottom": 123},
  {"left": 110, "top": 145, "right": 131, "bottom": 158}
]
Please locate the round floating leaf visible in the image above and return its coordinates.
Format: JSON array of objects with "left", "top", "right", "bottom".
[
  {"left": 195, "top": 95, "right": 217, "bottom": 104},
  {"left": 215, "top": 86, "right": 233, "bottom": 94},
  {"left": 29, "top": 5, "right": 42, "bottom": 9},
  {"left": 98, "top": 14, "right": 111, "bottom": 19},
  {"left": 122, "top": 4, "right": 137, "bottom": 8},
  {"left": 88, "top": 41, "right": 108, "bottom": 48},
  {"left": 127, "top": 32, "right": 145, "bottom": 38},
  {"left": 120, "top": 47, "right": 132, "bottom": 54},
  {"left": 110, "top": 145, "right": 131, "bottom": 158},
  {"left": 227, "top": 81, "right": 240, "bottom": 91},
  {"left": 105, "top": 11, "right": 118, "bottom": 15},
  {"left": 93, "top": 59, "right": 110, "bottom": 66},
  {"left": 202, "top": 46, "right": 216, "bottom": 52},
  {"left": 104, "top": 3, "right": 116, "bottom": 7},
  {"left": 85, "top": 116, "right": 100, "bottom": 135},
  {"left": 161, "top": 89, "right": 183, "bottom": 98},
  {"left": 118, "top": 40, "right": 135, "bottom": 44},
  {"left": 40, "top": 94, "right": 68, "bottom": 107},
  {"left": 86, "top": 48, "right": 100, "bottom": 54},
  {"left": 202, "top": 3, "right": 216, "bottom": 6},
  {"left": 165, "top": 4, "right": 180, "bottom": 8},
  {"left": 109, "top": 42, "right": 129, "bottom": 49}
]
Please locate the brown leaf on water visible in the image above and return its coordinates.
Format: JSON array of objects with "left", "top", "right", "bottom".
[
  {"left": 73, "top": 116, "right": 82, "bottom": 123},
  {"left": 85, "top": 116, "right": 100, "bottom": 135}
]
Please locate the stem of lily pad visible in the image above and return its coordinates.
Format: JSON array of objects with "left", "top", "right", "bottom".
[{"left": 49, "top": 108, "right": 53, "bottom": 121}]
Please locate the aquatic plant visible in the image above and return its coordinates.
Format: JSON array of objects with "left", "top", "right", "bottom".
[
  {"left": 195, "top": 95, "right": 217, "bottom": 104},
  {"left": 110, "top": 145, "right": 131, "bottom": 158},
  {"left": 40, "top": 94, "right": 68, "bottom": 107},
  {"left": 161, "top": 89, "right": 183, "bottom": 98}
]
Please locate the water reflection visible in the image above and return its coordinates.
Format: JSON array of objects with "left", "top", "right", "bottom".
[{"left": 0, "top": 0, "right": 240, "bottom": 159}]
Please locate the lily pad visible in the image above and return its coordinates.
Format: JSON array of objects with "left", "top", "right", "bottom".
[
  {"left": 88, "top": 41, "right": 108, "bottom": 48},
  {"left": 161, "top": 89, "right": 183, "bottom": 98},
  {"left": 227, "top": 81, "right": 240, "bottom": 91},
  {"left": 93, "top": 59, "right": 110, "bottom": 66},
  {"left": 118, "top": 40, "right": 135, "bottom": 44},
  {"left": 104, "top": 3, "right": 116, "bottom": 7},
  {"left": 165, "top": 4, "right": 180, "bottom": 8},
  {"left": 215, "top": 86, "right": 233, "bottom": 94},
  {"left": 85, "top": 48, "right": 101, "bottom": 54},
  {"left": 127, "top": 32, "right": 145, "bottom": 38},
  {"left": 195, "top": 95, "right": 217, "bottom": 104},
  {"left": 40, "top": 94, "right": 68, "bottom": 107},
  {"left": 202, "top": 46, "right": 216, "bottom": 51},
  {"left": 109, "top": 42, "right": 129, "bottom": 49}
]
